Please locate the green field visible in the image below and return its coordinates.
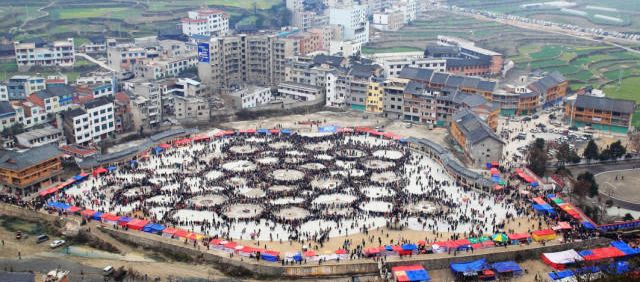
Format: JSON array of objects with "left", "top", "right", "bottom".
[{"left": 603, "top": 77, "right": 640, "bottom": 126}]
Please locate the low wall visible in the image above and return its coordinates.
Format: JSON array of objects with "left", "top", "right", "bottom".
[
  {"left": 0, "top": 203, "right": 59, "bottom": 223},
  {"left": 100, "top": 225, "right": 608, "bottom": 278}
]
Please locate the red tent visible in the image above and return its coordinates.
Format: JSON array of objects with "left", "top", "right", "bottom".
[
  {"left": 193, "top": 135, "right": 210, "bottom": 142},
  {"left": 508, "top": 233, "right": 531, "bottom": 241},
  {"left": 223, "top": 241, "right": 238, "bottom": 249},
  {"left": 162, "top": 227, "right": 179, "bottom": 236},
  {"left": 174, "top": 138, "right": 192, "bottom": 146},
  {"left": 583, "top": 247, "right": 625, "bottom": 261},
  {"left": 490, "top": 168, "right": 500, "bottom": 175},
  {"left": 80, "top": 209, "right": 96, "bottom": 217},
  {"left": 335, "top": 249, "right": 347, "bottom": 254},
  {"left": 127, "top": 219, "right": 149, "bottom": 230},
  {"left": 365, "top": 247, "right": 380, "bottom": 255},
  {"left": 101, "top": 213, "right": 120, "bottom": 223},
  {"left": 269, "top": 129, "right": 280, "bottom": 134},
  {"left": 337, "top": 127, "right": 354, "bottom": 133},
  {"left": 174, "top": 229, "right": 189, "bottom": 238},
  {"left": 417, "top": 240, "right": 426, "bottom": 246},
  {"left": 532, "top": 197, "right": 547, "bottom": 205},
  {"left": 303, "top": 250, "right": 317, "bottom": 257},
  {"left": 159, "top": 143, "right": 171, "bottom": 149},
  {"left": 66, "top": 206, "right": 82, "bottom": 213},
  {"left": 355, "top": 127, "right": 372, "bottom": 133},
  {"left": 240, "top": 129, "right": 256, "bottom": 134},
  {"left": 92, "top": 167, "right": 108, "bottom": 177}
]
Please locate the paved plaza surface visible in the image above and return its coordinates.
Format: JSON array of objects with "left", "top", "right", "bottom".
[{"left": 596, "top": 169, "right": 640, "bottom": 204}]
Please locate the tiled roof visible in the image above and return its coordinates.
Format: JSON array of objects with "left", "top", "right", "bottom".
[
  {"left": 574, "top": 95, "right": 636, "bottom": 114},
  {"left": 0, "top": 144, "right": 61, "bottom": 171},
  {"left": 398, "top": 67, "right": 433, "bottom": 81},
  {"left": 452, "top": 109, "right": 503, "bottom": 145}
]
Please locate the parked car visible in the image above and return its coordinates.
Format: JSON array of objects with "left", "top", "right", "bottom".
[
  {"left": 50, "top": 239, "right": 65, "bottom": 249},
  {"left": 15, "top": 231, "right": 22, "bottom": 240},
  {"left": 103, "top": 266, "right": 114, "bottom": 276},
  {"left": 36, "top": 234, "right": 49, "bottom": 244}
]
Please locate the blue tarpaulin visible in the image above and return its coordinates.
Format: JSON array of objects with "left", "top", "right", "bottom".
[
  {"left": 548, "top": 270, "right": 574, "bottom": 280},
  {"left": 292, "top": 252, "right": 302, "bottom": 262},
  {"left": 450, "top": 258, "right": 488, "bottom": 274},
  {"left": 491, "top": 175, "right": 500, "bottom": 183},
  {"left": 531, "top": 181, "right": 539, "bottom": 187},
  {"left": 533, "top": 204, "right": 556, "bottom": 215},
  {"left": 547, "top": 194, "right": 556, "bottom": 199},
  {"left": 491, "top": 261, "right": 522, "bottom": 274},
  {"left": 579, "top": 250, "right": 594, "bottom": 257},
  {"left": 153, "top": 147, "right": 163, "bottom": 154},
  {"left": 107, "top": 166, "right": 117, "bottom": 172},
  {"left": 605, "top": 261, "right": 630, "bottom": 275},
  {"left": 74, "top": 174, "right": 88, "bottom": 181},
  {"left": 406, "top": 269, "right": 430, "bottom": 281},
  {"left": 118, "top": 216, "right": 132, "bottom": 223},
  {"left": 281, "top": 129, "right": 292, "bottom": 135},
  {"left": 402, "top": 244, "right": 418, "bottom": 251},
  {"left": 582, "top": 221, "right": 596, "bottom": 230},
  {"left": 47, "top": 202, "right": 70, "bottom": 210},
  {"left": 257, "top": 128, "right": 269, "bottom": 134},
  {"left": 318, "top": 126, "right": 337, "bottom": 133},
  {"left": 143, "top": 223, "right": 166, "bottom": 233},
  {"left": 92, "top": 212, "right": 103, "bottom": 221},
  {"left": 611, "top": 241, "right": 640, "bottom": 255},
  {"left": 261, "top": 253, "right": 278, "bottom": 262},
  {"left": 384, "top": 245, "right": 394, "bottom": 251}
]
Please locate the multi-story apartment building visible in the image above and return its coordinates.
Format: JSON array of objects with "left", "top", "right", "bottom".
[
  {"left": 0, "top": 85, "right": 8, "bottom": 101},
  {"left": 397, "top": 0, "right": 418, "bottom": 23},
  {"left": 278, "top": 82, "right": 323, "bottom": 101},
  {"left": 368, "top": 52, "right": 446, "bottom": 77},
  {"left": 346, "top": 63, "right": 383, "bottom": 111},
  {"left": 134, "top": 56, "right": 198, "bottom": 80},
  {"left": 229, "top": 86, "right": 273, "bottom": 109},
  {"left": 329, "top": 5, "right": 370, "bottom": 45},
  {"left": 126, "top": 82, "right": 165, "bottom": 130},
  {"left": 565, "top": 95, "right": 636, "bottom": 134},
  {"left": 383, "top": 77, "right": 409, "bottom": 120},
  {"left": 181, "top": 9, "right": 229, "bottom": 37},
  {"left": 366, "top": 79, "right": 384, "bottom": 113},
  {"left": 15, "top": 127, "right": 64, "bottom": 148},
  {"left": 7, "top": 75, "right": 45, "bottom": 100},
  {"left": 27, "top": 85, "right": 76, "bottom": 114},
  {"left": 14, "top": 38, "right": 75, "bottom": 69},
  {"left": 77, "top": 83, "right": 115, "bottom": 99},
  {"left": 16, "top": 101, "right": 47, "bottom": 129},
  {"left": 173, "top": 95, "right": 210, "bottom": 122},
  {"left": 62, "top": 97, "right": 115, "bottom": 146},
  {"left": 0, "top": 144, "right": 62, "bottom": 195},
  {"left": 372, "top": 10, "right": 405, "bottom": 31},
  {"left": 0, "top": 101, "right": 18, "bottom": 131},
  {"left": 197, "top": 33, "right": 299, "bottom": 92}
]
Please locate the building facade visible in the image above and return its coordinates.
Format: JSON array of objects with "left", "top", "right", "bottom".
[
  {"left": 565, "top": 94, "right": 636, "bottom": 134},
  {"left": 181, "top": 9, "right": 229, "bottom": 37},
  {"left": 14, "top": 38, "right": 75, "bottom": 69},
  {"left": 229, "top": 86, "right": 273, "bottom": 109},
  {"left": 329, "top": 5, "right": 370, "bottom": 45},
  {"left": 0, "top": 144, "right": 63, "bottom": 195},
  {"left": 449, "top": 109, "right": 504, "bottom": 168}
]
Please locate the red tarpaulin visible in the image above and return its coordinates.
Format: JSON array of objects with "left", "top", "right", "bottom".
[
  {"left": 490, "top": 168, "right": 500, "bottom": 175},
  {"left": 239, "top": 246, "right": 255, "bottom": 253},
  {"left": 240, "top": 129, "right": 256, "bottom": 134},
  {"left": 127, "top": 219, "right": 149, "bottom": 230},
  {"left": 553, "top": 222, "right": 572, "bottom": 230},
  {"left": 583, "top": 247, "right": 626, "bottom": 261},
  {"left": 532, "top": 197, "right": 547, "bottom": 205},
  {"left": 223, "top": 242, "right": 238, "bottom": 249},
  {"left": 370, "top": 130, "right": 383, "bottom": 136},
  {"left": 335, "top": 249, "right": 347, "bottom": 254},
  {"left": 67, "top": 206, "right": 82, "bottom": 213},
  {"left": 209, "top": 239, "right": 221, "bottom": 245},
  {"left": 159, "top": 143, "right": 171, "bottom": 149},
  {"left": 303, "top": 250, "right": 317, "bottom": 257},
  {"left": 193, "top": 135, "right": 210, "bottom": 142},
  {"left": 162, "top": 227, "right": 179, "bottom": 235},
  {"left": 174, "top": 229, "right": 189, "bottom": 238},
  {"left": 269, "top": 129, "right": 279, "bottom": 134},
  {"left": 337, "top": 127, "right": 354, "bottom": 133},
  {"left": 174, "top": 138, "right": 192, "bottom": 146},
  {"left": 92, "top": 167, "right": 108, "bottom": 177},
  {"left": 57, "top": 178, "right": 76, "bottom": 189},
  {"left": 101, "top": 213, "right": 120, "bottom": 222},
  {"left": 355, "top": 127, "right": 373, "bottom": 133},
  {"left": 508, "top": 233, "right": 531, "bottom": 240},
  {"left": 80, "top": 209, "right": 96, "bottom": 217}
]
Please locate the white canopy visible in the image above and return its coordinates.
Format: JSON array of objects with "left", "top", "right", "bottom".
[{"left": 543, "top": 249, "right": 584, "bottom": 264}]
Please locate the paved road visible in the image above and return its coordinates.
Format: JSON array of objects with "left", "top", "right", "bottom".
[{"left": 76, "top": 53, "right": 116, "bottom": 72}]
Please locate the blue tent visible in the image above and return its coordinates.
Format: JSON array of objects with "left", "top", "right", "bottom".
[
  {"left": 491, "top": 175, "right": 500, "bottom": 183},
  {"left": 576, "top": 266, "right": 600, "bottom": 274},
  {"left": 399, "top": 138, "right": 408, "bottom": 144},
  {"left": 582, "top": 221, "right": 596, "bottom": 230},
  {"left": 281, "top": 129, "right": 292, "bottom": 135},
  {"left": 491, "top": 261, "right": 522, "bottom": 274},
  {"left": 142, "top": 223, "right": 166, "bottom": 233},
  {"left": 129, "top": 160, "right": 137, "bottom": 168},
  {"left": 546, "top": 194, "right": 556, "bottom": 199},
  {"left": 406, "top": 269, "right": 430, "bottom": 281},
  {"left": 611, "top": 241, "right": 640, "bottom": 255},
  {"left": 548, "top": 270, "right": 574, "bottom": 280},
  {"left": 402, "top": 244, "right": 418, "bottom": 251},
  {"left": 318, "top": 125, "right": 337, "bottom": 133},
  {"left": 107, "top": 166, "right": 117, "bottom": 172},
  {"left": 450, "top": 258, "right": 488, "bottom": 274},
  {"left": 384, "top": 245, "right": 394, "bottom": 251},
  {"left": 292, "top": 252, "right": 302, "bottom": 262},
  {"left": 257, "top": 128, "right": 269, "bottom": 134},
  {"left": 604, "top": 261, "right": 630, "bottom": 275},
  {"left": 47, "top": 202, "right": 70, "bottom": 210},
  {"left": 118, "top": 216, "right": 132, "bottom": 224},
  {"left": 260, "top": 253, "right": 278, "bottom": 262},
  {"left": 92, "top": 212, "right": 103, "bottom": 221},
  {"left": 533, "top": 204, "right": 556, "bottom": 215},
  {"left": 531, "top": 181, "right": 539, "bottom": 187},
  {"left": 74, "top": 174, "right": 88, "bottom": 181},
  {"left": 153, "top": 147, "right": 163, "bottom": 154}
]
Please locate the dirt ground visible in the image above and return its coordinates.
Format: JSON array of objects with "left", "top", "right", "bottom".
[{"left": 220, "top": 111, "right": 449, "bottom": 145}]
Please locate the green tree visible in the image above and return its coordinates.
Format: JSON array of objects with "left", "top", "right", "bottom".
[
  {"left": 527, "top": 138, "right": 548, "bottom": 176},
  {"left": 556, "top": 143, "right": 571, "bottom": 165},
  {"left": 623, "top": 213, "right": 634, "bottom": 221},
  {"left": 609, "top": 140, "right": 626, "bottom": 159},
  {"left": 577, "top": 172, "right": 599, "bottom": 198},
  {"left": 583, "top": 139, "right": 599, "bottom": 162}
]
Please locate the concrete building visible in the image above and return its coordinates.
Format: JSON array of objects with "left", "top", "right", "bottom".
[
  {"left": 424, "top": 36, "right": 504, "bottom": 77},
  {"left": 173, "top": 95, "right": 210, "bottom": 123},
  {"left": 76, "top": 73, "right": 115, "bottom": 86},
  {"left": 397, "top": 0, "right": 417, "bottom": 23},
  {"left": 15, "top": 127, "right": 64, "bottom": 148},
  {"left": 14, "top": 38, "right": 75, "bottom": 69},
  {"left": 371, "top": 53, "right": 446, "bottom": 77},
  {"left": 134, "top": 55, "right": 198, "bottom": 80},
  {"left": 372, "top": 10, "right": 405, "bottom": 31},
  {"left": 0, "top": 85, "right": 8, "bottom": 101},
  {"left": 366, "top": 79, "right": 384, "bottom": 113},
  {"left": 329, "top": 5, "right": 370, "bottom": 45},
  {"left": 27, "top": 85, "right": 76, "bottom": 114},
  {"left": 181, "top": 8, "right": 229, "bottom": 37},
  {"left": 565, "top": 94, "right": 636, "bottom": 134},
  {"left": 62, "top": 97, "right": 115, "bottom": 145},
  {"left": 77, "top": 83, "right": 115, "bottom": 99},
  {"left": 383, "top": 77, "right": 409, "bottom": 120},
  {"left": 0, "top": 144, "right": 62, "bottom": 195},
  {"left": 0, "top": 101, "right": 18, "bottom": 131},
  {"left": 449, "top": 109, "right": 504, "bottom": 168},
  {"left": 7, "top": 75, "right": 45, "bottom": 100},
  {"left": 197, "top": 33, "right": 299, "bottom": 92},
  {"left": 229, "top": 86, "right": 273, "bottom": 109},
  {"left": 126, "top": 82, "right": 165, "bottom": 130},
  {"left": 16, "top": 101, "right": 47, "bottom": 129},
  {"left": 172, "top": 78, "right": 208, "bottom": 97},
  {"left": 346, "top": 63, "right": 383, "bottom": 111},
  {"left": 278, "top": 82, "right": 322, "bottom": 101}
]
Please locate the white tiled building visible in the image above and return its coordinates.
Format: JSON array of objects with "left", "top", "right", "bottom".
[
  {"left": 181, "top": 9, "right": 229, "bottom": 37},
  {"left": 63, "top": 97, "right": 115, "bottom": 145},
  {"left": 0, "top": 85, "right": 8, "bottom": 101},
  {"left": 329, "top": 5, "right": 370, "bottom": 45},
  {"left": 14, "top": 38, "right": 75, "bottom": 69},
  {"left": 229, "top": 87, "right": 273, "bottom": 109},
  {"left": 278, "top": 81, "right": 322, "bottom": 101}
]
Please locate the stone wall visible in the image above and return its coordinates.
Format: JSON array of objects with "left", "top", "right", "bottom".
[
  {"left": 100, "top": 224, "right": 608, "bottom": 278},
  {"left": 0, "top": 203, "right": 59, "bottom": 223}
]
